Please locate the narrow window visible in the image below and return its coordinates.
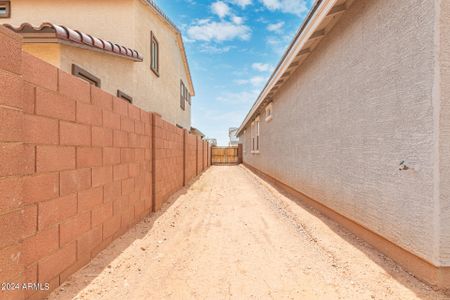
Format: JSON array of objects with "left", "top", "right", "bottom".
[
  {"left": 72, "top": 64, "right": 101, "bottom": 87},
  {"left": 256, "top": 117, "right": 260, "bottom": 152},
  {"left": 180, "top": 80, "right": 185, "bottom": 110},
  {"left": 265, "top": 103, "right": 273, "bottom": 122},
  {"left": 251, "top": 121, "right": 255, "bottom": 152},
  {"left": 150, "top": 31, "right": 159, "bottom": 76},
  {"left": 117, "top": 90, "right": 133, "bottom": 104},
  {"left": 184, "top": 85, "right": 189, "bottom": 105},
  {"left": 0, "top": 1, "right": 10, "bottom": 18}
]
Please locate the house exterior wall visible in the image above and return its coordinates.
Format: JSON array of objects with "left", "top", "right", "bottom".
[
  {"left": 241, "top": 0, "right": 443, "bottom": 266},
  {"left": 5, "top": 0, "right": 192, "bottom": 129},
  {"left": 58, "top": 45, "right": 136, "bottom": 101},
  {"left": 22, "top": 43, "right": 61, "bottom": 67},
  {"left": 133, "top": 0, "right": 192, "bottom": 129},
  {"left": 438, "top": 0, "right": 450, "bottom": 264}
]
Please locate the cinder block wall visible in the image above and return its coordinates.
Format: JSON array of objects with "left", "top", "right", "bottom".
[
  {"left": 0, "top": 27, "right": 210, "bottom": 299},
  {"left": 196, "top": 137, "right": 204, "bottom": 174},
  {"left": 153, "top": 116, "right": 184, "bottom": 211},
  {"left": 185, "top": 133, "right": 198, "bottom": 183}
]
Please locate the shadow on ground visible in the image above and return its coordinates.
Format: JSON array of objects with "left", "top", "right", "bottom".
[
  {"left": 50, "top": 173, "right": 207, "bottom": 300},
  {"left": 241, "top": 164, "right": 450, "bottom": 300}
]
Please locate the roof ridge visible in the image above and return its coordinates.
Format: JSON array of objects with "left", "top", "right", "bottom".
[{"left": 145, "top": 0, "right": 180, "bottom": 33}]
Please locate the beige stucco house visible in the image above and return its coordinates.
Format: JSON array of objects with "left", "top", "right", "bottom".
[
  {"left": 238, "top": 0, "right": 450, "bottom": 289},
  {"left": 2, "top": 0, "right": 194, "bottom": 129}
]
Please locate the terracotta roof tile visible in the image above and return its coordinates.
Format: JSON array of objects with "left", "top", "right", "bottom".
[{"left": 4, "top": 23, "right": 143, "bottom": 62}]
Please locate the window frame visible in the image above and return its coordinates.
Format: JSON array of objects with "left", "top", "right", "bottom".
[
  {"left": 117, "top": 90, "right": 133, "bottom": 104},
  {"left": 0, "top": 1, "right": 11, "bottom": 19},
  {"left": 250, "top": 116, "right": 260, "bottom": 154},
  {"left": 180, "top": 80, "right": 186, "bottom": 110},
  {"left": 251, "top": 121, "right": 255, "bottom": 152},
  {"left": 72, "top": 64, "right": 101, "bottom": 87},
  {"left": 265, "top": 103, "right": 273, "bottom": 122},
  {"left": 150, "top": 31, "right": 160, "bottom": 77},
  {"left": 255, "top": 117, "right": 260, "bottom": 152}
]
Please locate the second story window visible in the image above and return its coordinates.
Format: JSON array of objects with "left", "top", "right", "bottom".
[
  {"left": 0, "top": 1, "right": 10, "bottom": 18},
  {"left": 150, "top": 31, "right": 159, "bottom": 76},
  {"left": 72, "top": 64, "right": 101, "bottom": 87},
  {"left": 180, "top": 80, "right": 186, "bottom": 110}
]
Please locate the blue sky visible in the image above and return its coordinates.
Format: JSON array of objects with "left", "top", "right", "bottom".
[{"left": 155, "top": 0, "right": 313, "bottom": 145}]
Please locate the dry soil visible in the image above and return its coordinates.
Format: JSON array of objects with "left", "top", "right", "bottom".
[{"left": 49, "top": 166, "right": 449, "bottom": 300}]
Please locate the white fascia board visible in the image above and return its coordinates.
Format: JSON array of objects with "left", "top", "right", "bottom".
[{"left": 236, "top": 0, "right": 339, "bottom": 136}]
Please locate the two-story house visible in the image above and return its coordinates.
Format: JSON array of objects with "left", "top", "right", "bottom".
[{"left": 1, "top": 0, "right": 194, "bottom": 129}]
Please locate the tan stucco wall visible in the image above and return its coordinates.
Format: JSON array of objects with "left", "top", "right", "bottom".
[
  {"left": 241, "top": 0, "right": 446, "bottom": 266},
  {"left": 23, "top": 43, "right": 61, "bottom": 67},
  {"left": 59, "top": 45, "right": 136, "bottom": 97},
  {"left": 132, "top": 0, "right": 191, "bottom": 128},
  {"left": 438, "top": 0, "right": 450, "bottom": 265},
  {"left": 6, "top": 0, "right": 192, "bottom": 129}
]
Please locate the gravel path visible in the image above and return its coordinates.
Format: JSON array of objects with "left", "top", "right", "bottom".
[{"left": 50, "top": 166, "right": 448, "bottom": 300}]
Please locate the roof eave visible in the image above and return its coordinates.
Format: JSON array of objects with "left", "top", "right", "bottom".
[{"left": 236, "top": 0, "right": 343, "bottom": 136}]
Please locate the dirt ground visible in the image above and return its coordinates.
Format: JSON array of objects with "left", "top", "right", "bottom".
[{"left": 50, "top": 166, "right": 449, "bottom": 300}]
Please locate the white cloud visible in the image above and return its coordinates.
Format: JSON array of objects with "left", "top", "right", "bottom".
[
  {"left": 211, "top": 1, "right": 230, "bottom": 18},
  {"left": 267, "top": 21, "right": 284, "bottom": 32},
  {"left": 266, "top": 36, "right": 289, "bottom": 55},
  {"left": 196, "top": 18, "right": 211, "bottom": 25},
  {"left": 230, "top": 0, "right": 252, "bottom": 8},
  {"left": 260, "top": 0, "right": 308, "bottom": 15},
  {"left": 187, "top": 20, "right": 251, "bottom": 42},
  {"left": 217, "top": 89, "right": 260, "bottom": 104},
  {"left": 234, "top": 76, "right": 268, "bottom": 87},
  {"left": 199, "top": 44, "right": 234, "bottom": 54},
  {"left": 252, "top": 62, "right": 273, "bottom": 72},
  {"left": 231, "top": 15, "right": 244, "bottom": 25},
  {"left": 250, "top": 76, "right": 267, "bottom": 86}
]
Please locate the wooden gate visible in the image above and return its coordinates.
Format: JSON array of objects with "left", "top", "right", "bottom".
[{"left": 211, "top": 145, "right": 242, "bottom": 165}]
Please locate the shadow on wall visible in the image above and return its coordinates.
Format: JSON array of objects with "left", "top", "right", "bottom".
[{"left": 242, "top": 164, "right": 450, "bottom": 298}]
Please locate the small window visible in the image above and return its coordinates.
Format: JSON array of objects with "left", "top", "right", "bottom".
[
  {"left": 117, "top": 90, "right": 133, "bottom": 104},
  {"left": 187, "top": 92, "right": 191, "bottom": 105},
  {"left": 250, "top": 116, "right": 260, "bottom": 153},
  {"left": 256, "top": 117, "right": 260, "bottom": 152},
  {"left": 72, "top": 64, "right": 101, "bottom": 87},
  {"left": 180, "top": 80, "right": 186, "bottom": 110},
  {"left": 150, "top": 31, "right": 159, "bottom": 76},
  {"left": 265, "top": 103, "right": 273, "bottom": 122},
  {"left": 0, "top": 1, "right": 10, "bottom": 18}
]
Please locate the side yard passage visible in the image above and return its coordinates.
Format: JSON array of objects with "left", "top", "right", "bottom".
[{"left": 49, "top": 166, "right": 445, "bottom": 299}]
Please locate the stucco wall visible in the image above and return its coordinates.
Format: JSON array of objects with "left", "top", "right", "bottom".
[
  {"left": 58, "top": 45, "right": 136, "bottom": 102},
  {"left": 242, "top": 0, "right": 442, "bottom": 265},
  {"left": 438, "top": 0, "right": 450, "bottom": 264},
  {"left": 22, "top": 43, "right": 61, "bottom": 67},
  {"left": 133, "top": 0, "right": 192, "bottom": 130},
  {"left": 5, "top": 0, "right": 192, "bottom": 129}
]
